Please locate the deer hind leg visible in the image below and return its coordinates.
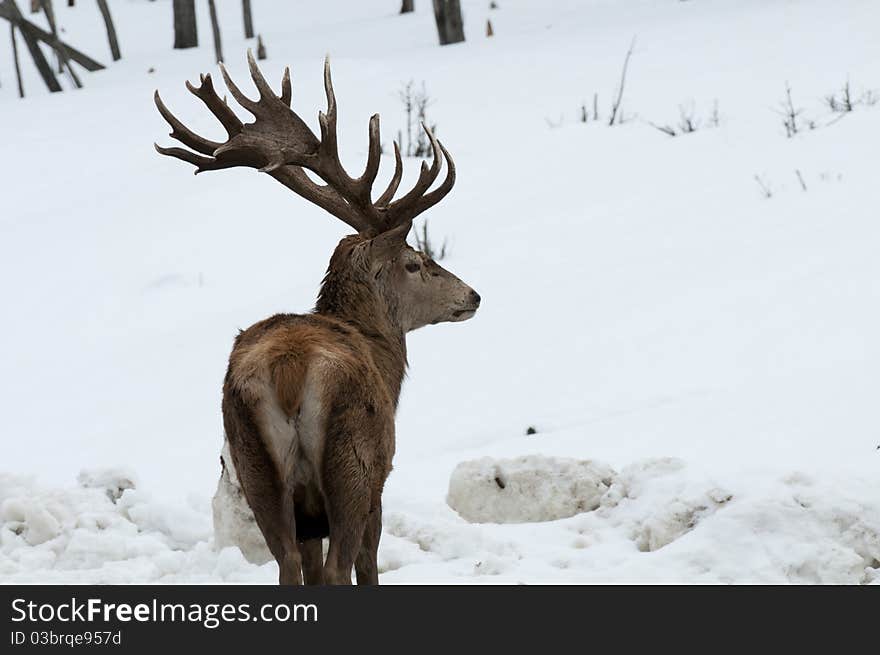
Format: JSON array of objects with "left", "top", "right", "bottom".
[
  {"left": 322, "top": 477, "right": 369, "bottom": 585},
  {"left": 300, "top": 538, "right": 325, "bottom": 585},
  {"left": 323, "top": 519, "right": 366, "bottom": 585},
  {"left": 222, "top": 388, "right": 303, "bottom": 585},
  {"left": 355, "top": 503, "right": 382, "bottom": 585},
  {"left": 320, "top": 404, "right": 378, "bottom": 585}
]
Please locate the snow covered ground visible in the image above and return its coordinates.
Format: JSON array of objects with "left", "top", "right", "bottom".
[{"left": 1, "top": 0, "right": 879, "bottom": 583}]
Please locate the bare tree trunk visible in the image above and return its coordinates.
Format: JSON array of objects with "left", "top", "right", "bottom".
[
  {"left": 20, "top": 22, "right": 103, "bottom": 69},
  {"left": 172, "top": 0, "right": 197, "bottom": 49},
  {"left": 0, "top": 0, "right": 106, "bottom": 70},
  {"left": 39, "top": 0, "right": 81, "bottom": 87},
  {"left": 207, "top": 0, "right": 222, "bottom": 63},
  {"left": 18, "top": 24, "right": 61, "bottom": 90},
  {"left": 400, "top": 0, "right": 413, "bottom": 13},
  {"left": 3, "top": 0, "right": 62, "bottom": 91},
  {"left": 432, "top": 0, "right": 464, "bottom": 46},
  {"left": 242, "top": 0, "right": 253, "bottom": 38},
  {"left": 256, "top": 33, "right": 266, "bottom": 60},
  {"left": 10, "top": 22, "right": 24, "bottom": 97},
  {"left": 39, "top": 0, "right": 63, "bottom": 73},
  {"left": 95, "top": 0, "right": 120, "bottom": 60}
]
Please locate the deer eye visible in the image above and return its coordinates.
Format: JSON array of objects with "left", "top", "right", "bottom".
[{"left": 404, "top": 261, "right": 421, "bottom": 273}]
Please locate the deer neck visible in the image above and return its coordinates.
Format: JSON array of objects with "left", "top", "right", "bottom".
[{"left": 314, "top": 274, "right": 408, "bottom": 405}]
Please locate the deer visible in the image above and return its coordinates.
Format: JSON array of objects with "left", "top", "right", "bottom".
[{"left": 153, "top": 51, "right": 480, "bottom": 585}]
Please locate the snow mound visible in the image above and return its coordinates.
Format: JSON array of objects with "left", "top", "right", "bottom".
[
  {"left": 212, "top": 442, "right": 272, "bottom": 565},
  {"left": 76, "top": 468, "right": 137, "bottom": 503},
  {"left": 1, "top": 495, "right": 61, "bottom": 547},
  {"left": 446, "top": 456, "right": 615, "bottom": 524},
  {"left": 598, "top": 457, "right": 735, "bottom": 552},
  {"left": 0, "top": 471, "right": 267, "bottom": 583},
  {"left": 562, "top": 460, "right": 880, "bottom": 583}
]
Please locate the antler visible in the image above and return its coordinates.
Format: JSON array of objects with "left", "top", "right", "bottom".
[{"left": 154, "top": 50, "right": 456, "bottom": 235}]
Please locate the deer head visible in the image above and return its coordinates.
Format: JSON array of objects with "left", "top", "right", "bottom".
[{"left": 154, "top": 51, "right": 479, "bottom": 334}]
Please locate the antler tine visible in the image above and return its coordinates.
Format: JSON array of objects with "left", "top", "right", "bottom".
[
  {"left": 420, "top": 122, "right": 444, "bottom": 184},
  {"left": 218, "top": 61, "right": 261, "bottom": 116},
  {"left": 376, "top": 141, "right": 403, "bottom": 207},
  {"left": 360, "top": 114, "right": 382, "bottom": 193},
  {"left": 185, "top": 73, "right": 242, "bottom": 137},
  {"left": 280, "top": 67, "right": 292, "bottom": 107},
  {"left": 322, "top": 56, "right": 338, "bottom": 123},
  {"left": 246, "top": 48, "right": 278, "bottom": 102},
  {"left": 153, "top": 143, "right": 238, "bottom": 174},
  {"left": 317, "top": 56, "right": 340, "bottom": 163},
  {"left": 153, "top": 144, "right": 211, "bottom": 169},
  {"left": 408, "top": 140, "right": 456, "bottom": 217},
  {"left": 383, "top": 123, "right": 444, "bottom": 224},
  {"left": 154, "top": 90, "right": 221, "bottom": 155}
]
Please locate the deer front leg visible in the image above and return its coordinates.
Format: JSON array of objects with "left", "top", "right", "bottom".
[{"left": 355, "top": 503, "right": 382, "bottom": 585}]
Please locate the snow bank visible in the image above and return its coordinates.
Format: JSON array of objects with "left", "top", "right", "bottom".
[
  {"left": 582, "top": 460, "right": 880, "bottom": 584},
  {"left": 446, "top": 456, "right": 615, "bottom": 523},
  {"left": 212, "top": 442, "right": 272, "bottom": 565},
  {"left": 0, "top": 470, "right": 270, "bottom": 583},
  {"left": 2, "top": 460, "right": 879, "bottom": 583}
]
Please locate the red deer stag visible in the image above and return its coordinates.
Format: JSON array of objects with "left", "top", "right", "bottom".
[{"left": 154, "top": 51, "right": 480, "bottom": 584}]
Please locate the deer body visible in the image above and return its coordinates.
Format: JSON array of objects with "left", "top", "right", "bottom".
[
  {"left": 155, "top": 56, "right": 478, "bottom": 584},
  {"left": 223, "top": 311, "right": 398, "bottom": 584}
]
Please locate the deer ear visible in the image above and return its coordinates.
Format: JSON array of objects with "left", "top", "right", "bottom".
[{"left": 371, "top": 220, "right": 412, "bottom": 256}]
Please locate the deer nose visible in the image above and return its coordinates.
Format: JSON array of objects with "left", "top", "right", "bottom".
[{"left": 469, "top": 290, "right": 481, "bottom": 307}]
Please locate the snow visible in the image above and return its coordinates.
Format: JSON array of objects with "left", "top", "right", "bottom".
[
  {"left": 1, "top": 0, "right": 880, "bottom": 583},
  {"left": 212, "top": 443, "right": 271, "bottom": 565},
  {"left": 76, "top": 468, "right": 137, "bottom": 503},
  {"left": 446, "top": 456, "right": 615, "bottom": 523}
]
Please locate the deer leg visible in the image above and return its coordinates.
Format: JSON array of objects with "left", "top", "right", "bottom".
[
  {"left": 239, "top": 459, "right": 302, "bottom": 585},
  {"left": 222, "top": 390, "right": 303, "bottom": 585},
  {"left": 322, "top": 477, "right": 368, "bottom": 584},
  {"left": 235, "top": 482, "right": 302, "bottom": 585},
  {"left": 323, "top": 521, "right": 366, "bottom": 585},
  {"left": 277, "top": 479, "right": 304, "bottom": 585},
  {"left": 355, "top": 503, "right": 382, "bottom": 585},
  {"left": 321, "top": 414, "right": 374, "bottom": 584},
  {"left": 300, "top": 538, "right": 325, "bottom": 585}
]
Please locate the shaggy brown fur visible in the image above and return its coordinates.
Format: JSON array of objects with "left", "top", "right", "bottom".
[{"left": 222, "top": 234, "right": 479, "bottom": 584}]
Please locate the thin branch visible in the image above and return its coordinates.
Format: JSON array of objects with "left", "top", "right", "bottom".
[
  {"left": 646, "top": 120, "right": 676, "bottom": 137},
  {"left": 207, "top": 0, "right": 223, "bottom": 63},
  {"left": 754, "top": 174, "right": 773, "bottom": 199},
  {"left": 10, "top": 21, "right": 24, "bottom": 97},
  {"left": 96, "top": 0, "right": 121, "bottom": 61},
  {"left": 40, "top": 0, "right": 82, "bottom": 88},
  {"left": 609, "top": 36, "right": 636, "bottom": 126}
]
